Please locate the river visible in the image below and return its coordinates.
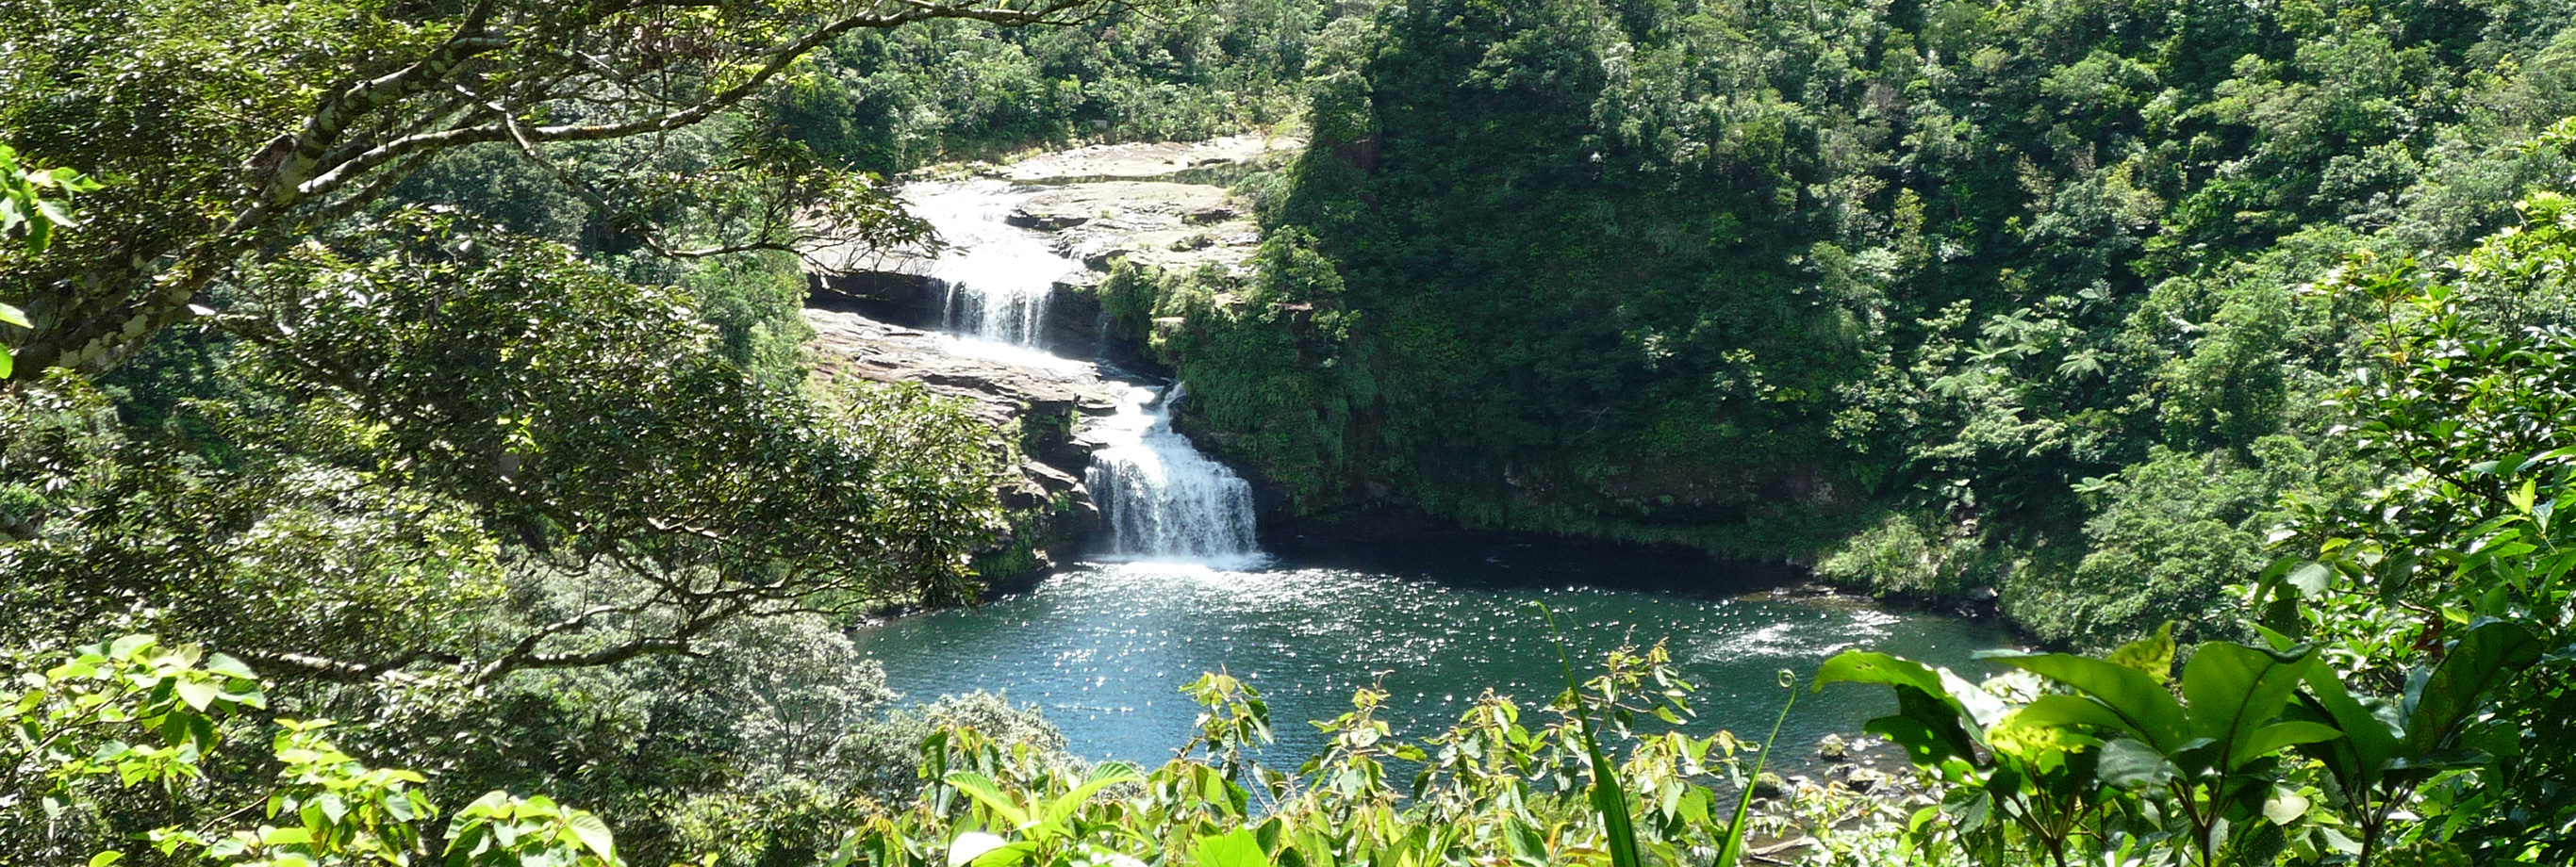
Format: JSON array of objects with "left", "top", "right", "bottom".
[{"left": 849, "top": 172, "right": 2014, "bottom": 771}]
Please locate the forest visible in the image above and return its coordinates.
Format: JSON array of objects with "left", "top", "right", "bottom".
[{"left": 4, "top": 0, "right": 2576, "bottom": 864}]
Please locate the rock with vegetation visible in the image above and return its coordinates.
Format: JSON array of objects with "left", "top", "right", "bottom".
[{"left": 802, "top": 307, "right": 1124, "bottom": 577}]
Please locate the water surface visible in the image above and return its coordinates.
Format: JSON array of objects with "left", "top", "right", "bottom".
[{"left": 854, "top": 548, "right": 2013, "bottom": 768}]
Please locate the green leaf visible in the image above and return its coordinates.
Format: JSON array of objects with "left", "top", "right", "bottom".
[
  {"left": 2261, "top": 788, "right": 2312, "bottom": 825},
  {"left": 204, "top": 653, "right": 256, "bottom": 680},
  {"left": 2007, "top": 695, "right": 2140, "bottom": 736},
  {"left": 2287, "top": 563, "right": 2334, "bottom": 597},
  {"left": 1814, "top": 651, "right": 1952, "bottom": 700},
  {"left": 566, "top": 811, "right": 616, "bottom": 859},
  {"left": 173, "top": 678, "right": 221, "bottom": 712},
  {"left": 2180, "top": 642, "right": 2318, "bottom": 772},
  {"left": 2386, "top": 748, "right": 2492, "bottom": 772},
  {"left": 107, "top": 635, "right": 155, "bottom": 659},
  {"left": 1987, "top": 652, "right": 2191, "bottom": 751},
  {"left": 2096, "top": 737, "right": 2177, "bottom": 789},
  {"left": 2294, "top": 668, "right": 2400, "bottom": 793},
  {"left": 2403, "top": 620, "right": 2545, "bottom": 754},
  {"left": 942, "top": 771, "right": 1030, "bottom": 828},
  {"left": 1817, "top": 650, "right": 1983, "bottom": 763},
  {"left": 34, "top": 197, "right": 79, "bottom": 230},
  {"left": 1043, "top": 762, "right": 1142, "bottom": 828},
  {"left": 2236, "top": 721, "right": 2343, "bottom": 763},
  {"left": 89, "top": 851, "right": 124, "bottom": 867},
  {"left": 1193, "top": 829, "right": 1269, "bottom": 867}
]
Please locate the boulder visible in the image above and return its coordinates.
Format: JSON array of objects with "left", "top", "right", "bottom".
[
  {"left": 1005, "top": 206, "right": 1090, "bottom": 230},
  {"left": 1833, "top": 765, "right": 1890, "bottom": 793},
  {"left": 1817, "top": 733, "right": 1851, "bottom": 762},
  {"left": 1182, "top": 204, "right": 1240, "bottom": 224}
]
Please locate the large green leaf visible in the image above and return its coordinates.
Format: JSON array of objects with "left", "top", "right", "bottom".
[
  {"left": 565, "top": 811, "right": 617, "bottom": 860},
  {"left": 1817, "top": 651, "right": 1983, "bottom": 764},
  {"left": 1814, "top": 652, "right": 1956, "bottom": 705},
  {"left": 1043, "top": 762, "right": 1143, "bottom": 829},
  {"left": 2402, "top": 620, "right": 2545, "bottom": 754},
  {"left": 1194, "top": 829, "right": 1269, "bottom": 867},
  {"left": 2235, "top": 721, "right": 2344, "bottom": 766},
  {"left": 2007, "top": 695, "right": 2146, "bottom": 740},
  {"left": 2294, "top": 665, "right": 2401, "bottom": 793},
  {"left": 1987, "top": 652, "right": 2191, "bottom": 752},
  {"left": 943, "top": 772, "right": 1031, "bottom": 828},
  {"left": 2095, "top": 737, "right": 2178, "bottom": 789},
  {"left": 2179, "top": 642, "right": 2318, "bottom": 771}
]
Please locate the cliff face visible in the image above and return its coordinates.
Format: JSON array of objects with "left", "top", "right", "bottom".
[{"left": 801, "top": 307, "right": 1122, "bottom": 581}]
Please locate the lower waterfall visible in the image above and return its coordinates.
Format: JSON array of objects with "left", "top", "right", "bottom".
[{"left": 1083, "top": 384, "right": 1263, "bottom": 565}]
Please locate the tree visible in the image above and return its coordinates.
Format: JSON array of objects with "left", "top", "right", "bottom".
[
  {"left": 3, "top": 634, "right": 635, "bottom": 865},
  {"left": 0, "top": 0, "right": 1108, "bottom": 384},
  {"left": 0, "top": 143, "right": 101, "bottom": 376},
  {"left": 3, "top": 212, "right": 1005, "bottom": 686}
]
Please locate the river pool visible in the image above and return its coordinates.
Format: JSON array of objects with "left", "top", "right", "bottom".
[{"left": 852, "top": 543, "right": 2014, "bottom": 769}]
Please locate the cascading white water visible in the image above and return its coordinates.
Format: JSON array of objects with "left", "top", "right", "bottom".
[
  {"left": 903, "top": 179, "right": 1065, "bottom": 348},
  {"left": 1084, "top": 384, "right": 1263, "bottom": 566},
  {"left": 903, "top": 177, "right": 1263, "bottom": 565}
]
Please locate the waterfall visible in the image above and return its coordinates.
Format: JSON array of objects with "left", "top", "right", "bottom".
[
  {"left": 1084, "top": 384, "right": 1263, "bottom": 566},
  {"left": 903, "top": 177, "right": 1264, "bottom": 566},
  {"left": 904, "top": 180, "right": 1065, "bottom": 348}
]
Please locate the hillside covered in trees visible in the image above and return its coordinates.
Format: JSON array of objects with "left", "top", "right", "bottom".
[
  {"left": 1098, "top": 0, "right": 2576, "bottom": 649},
  {"left": 7, "top": 0, "right": 2576, "bottom": 864}
]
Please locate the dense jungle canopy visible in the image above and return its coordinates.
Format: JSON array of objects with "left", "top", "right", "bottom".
[{"left": 6, "top": 0, "right": 2576, "bottom": 864}]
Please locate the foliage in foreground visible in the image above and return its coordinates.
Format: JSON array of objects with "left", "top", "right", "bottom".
[
  {"left": 4, "top": 635, "right": 621, "bottom": 866},
  {"left": 9, "top": 632, "right": 1818, "bottom": 867},
  {"left": 14, "top": 608, "right": 2556, "bottom": 867}
]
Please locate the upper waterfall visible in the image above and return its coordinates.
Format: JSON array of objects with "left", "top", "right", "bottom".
[{"left": 902, "top": 179, "right": 1071, "bottom": 349}]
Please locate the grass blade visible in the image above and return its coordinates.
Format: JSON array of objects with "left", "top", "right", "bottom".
[
  {"left": 1534, "top": 602, "right": 1643, "bottom": 867},
  {"left": 1717, "top": 670, "right": 1799, "bottom": 867}
]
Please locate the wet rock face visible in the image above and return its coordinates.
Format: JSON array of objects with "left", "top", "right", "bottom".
[{"left": 804, "top": 308, "right": 1120, "bottom": 423}]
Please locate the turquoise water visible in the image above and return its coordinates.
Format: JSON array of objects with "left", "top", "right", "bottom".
[{"left": 852, "top": 549, "right": 2016, "bottom": 768}]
